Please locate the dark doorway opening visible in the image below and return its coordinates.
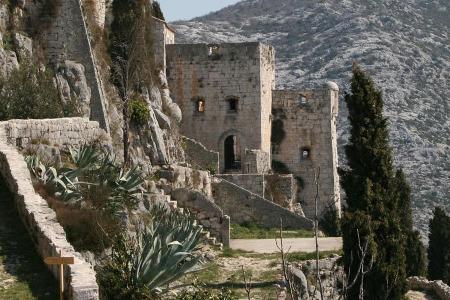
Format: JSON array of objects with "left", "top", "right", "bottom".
[{"left": 224, "top": 135, "right": 240, "bottom": 170}]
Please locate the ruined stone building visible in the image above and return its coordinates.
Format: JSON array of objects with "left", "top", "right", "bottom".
[{"left": 154, "top": 19, "right": 341, "bottom": 218}]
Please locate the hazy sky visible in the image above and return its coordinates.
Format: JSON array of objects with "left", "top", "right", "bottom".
[{"left": 158, "top": 0, "right": 242, "bottom": 22}]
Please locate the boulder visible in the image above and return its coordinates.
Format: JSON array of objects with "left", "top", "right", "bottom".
[
  {"left": 287, "top": 265, "right": 309, "bottom": 300},
  {"left": 13, "top": 32, "right": 32, "bottom": 61},
  {"left": 0, "top": 48, "right": 19, "bottom": 77}
]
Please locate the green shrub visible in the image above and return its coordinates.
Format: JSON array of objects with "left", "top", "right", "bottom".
[
  {"left": 2, "top": 32, "right": 14, "bottom": 50},
  {"left": 97, "top": 206, "right": 204, "bottom": 299},
  {"left": 172, "top": 283, "right": 237, "bottom": 300},
  {"left": 0, "top": 61, "right": 79, "bottom": 120},
  {"left": 129, "top": 99, "right": 150, "bottom": 126}
]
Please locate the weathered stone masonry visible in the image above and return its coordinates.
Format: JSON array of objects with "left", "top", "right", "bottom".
[
  {"left": 272, "top": 85, "right": 341, "bottom": 217},
  {"left": 1, "top": 118, "right": 109, "bottom": 149},
  {"left": 166, "top": 43, "right": 274, "bottom": 173}
]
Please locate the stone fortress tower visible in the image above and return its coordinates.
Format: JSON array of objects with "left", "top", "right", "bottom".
[{"left": 155, "top": 18, "right": 341, "bottom": 218}]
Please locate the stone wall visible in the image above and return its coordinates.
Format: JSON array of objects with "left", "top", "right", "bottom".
[
  {"left": 216, "top": 173, "right": 296, "bottom": 209},
  {"left": 152, "top": 16, "right": 175, "bottom": 73},
  {"left": 0, "top": 118, "right": 109, "bottom": 149},
  {"left": 166, "top": 42, "right": 275, "bottom": 173},
  {"left": 44, "top": 0, "right": 109, "bottom": 132},
  {"left": 0, "top": 128, "right": 99, "bottom": 299},
  {"left": 242, "top": 149, "right": 271, "bottom": 174},
  {"left": 171, "top": 188, "right": 230, "bottom": 247},
  {"left": 212, "top": 177, "right": 313, "bottom": 229},
  {"left": 182, "top": 136, "right": 219, "bottom": 174},
  {"left": 407, "top": 277, "right": 450, "bottom": 300},
  {"left": 272, "top": 83, "right": 341, "bottom": 218}
]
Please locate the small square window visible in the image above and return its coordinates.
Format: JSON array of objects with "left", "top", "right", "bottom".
[
  {"left": 300, "top": 95, "right": 307, "bottom": 104},
  {"left": 208, "top": 45, "right": 219, "bottom": 56},
  {"left": 197, "top": 99, "right": 205, "bottom": 112},
  {"left": 301, "top": 148, "right": 311, "bottom": 160},
  {"left": 227, "top": 98, "right": 238, "bottom": 112}
]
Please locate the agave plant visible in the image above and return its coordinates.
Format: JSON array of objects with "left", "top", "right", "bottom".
[
  {"left": 132, "top": 206, "right": 204, "bottom": 293},
  {"left": 26, "top": 145, "right": 146, "bottom": 214},
  {"left": 97, "top": 206, "right": 204, "bottom": 299}
]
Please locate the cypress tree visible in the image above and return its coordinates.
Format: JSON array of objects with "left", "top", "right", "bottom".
[
  {"left": 341, "top": 64, "right": 409, "bottom": 299},
  {"left": 428, "top": 207, "right": 450, "bottom": 284},
  {"left": 395, "top": 169, "right": 426, "bottom": 277},
  {"left": 152, "top": 1, "right": 165, "bottom": 20}
]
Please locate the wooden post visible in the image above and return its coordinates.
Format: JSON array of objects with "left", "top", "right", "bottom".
[
  {"left": 59, "top": 251, "right": 64, "bottom": 300},
  {"left": 44, "top": 251, "right": 75, "bottom": 300}
]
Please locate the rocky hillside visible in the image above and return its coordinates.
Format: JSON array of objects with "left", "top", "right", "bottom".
[{"left": 172, "top": 0, "right": 450, "bottom": 236}]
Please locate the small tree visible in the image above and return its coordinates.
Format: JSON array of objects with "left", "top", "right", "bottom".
[
  {"left": 109, "top": 0, "right": 155, "bottom": 164},
  {"left": 428, "top": 207, "right": 450, "bottom": 284}
]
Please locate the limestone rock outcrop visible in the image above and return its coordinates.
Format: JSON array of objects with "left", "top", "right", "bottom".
[{"left": 56, "top": 60, "right": 92, "bottom": 117}]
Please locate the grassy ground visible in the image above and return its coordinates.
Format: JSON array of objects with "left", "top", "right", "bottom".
[
  {"left": 230, "top": 223, "right": 315, "bottom": 239},
  {"left": 0, "top": 179, "right": 58, "bottom": 300},
  {"left": 177, "top": 248, "right": 342, "bottom": 299}
]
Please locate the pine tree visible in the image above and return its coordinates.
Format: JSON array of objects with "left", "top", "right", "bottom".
[
  {"left": 428, "top": 207, "right": 450, "bottom": 284},
  {"left": 341, "top": 64, "right": 409, "bottom": 299}
]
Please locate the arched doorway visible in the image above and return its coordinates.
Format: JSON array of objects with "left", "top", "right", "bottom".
[{"left": 224, "top": 135, "right": 240, "bottom": 170}]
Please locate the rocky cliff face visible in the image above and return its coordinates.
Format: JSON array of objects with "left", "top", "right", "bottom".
[{"left": 172, "top": 0, "right": 450, "bottom": 236}]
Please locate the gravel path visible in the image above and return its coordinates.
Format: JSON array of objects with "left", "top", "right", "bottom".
[
  {"left": 0, "top": 179, "right": 58, "bottom": 299},
  {"left": 230, "top": 237, "right": 342, "bottom": 253}
]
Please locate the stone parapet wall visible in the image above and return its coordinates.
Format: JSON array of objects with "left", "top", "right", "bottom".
[
  {"left": 0, "top": 118, "right": 109, "bottom": 149},
  {"left": 407, "top": 277, "right": 450, "bottom": 300},
  {"left": 216, "top": 173, "right": 295, "bottom": 209},
  {"left": 171, "top": 188, "right": 230, "bottom": 247},
  {"left": 0, "top": 128, "right": 99, "bottom": 299},
  {"left": 182, "top": 136, "right": 219, "bottom": 174},
  {"left": 212, "top": 178, "right": 313, "bottom": 229}
]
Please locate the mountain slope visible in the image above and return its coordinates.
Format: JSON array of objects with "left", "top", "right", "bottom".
[{"left": 172, "top": 0, "right": 450, "bottom": 235}]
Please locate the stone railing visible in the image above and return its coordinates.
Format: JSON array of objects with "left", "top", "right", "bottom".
[
  {"left": 171, "top": 188, "right": 230, "bottom": 247},
  {"left": 182, "top": 136, "right": 219, "bottom": 174},
  {"left": 212, "top": 177, "right": 313, "bottom": 230},
  {"left": 0, "top": 118, "right": 109, "bottom": 149},
  {"left": 0, "top": 126, "right": 99, "bottom": 299},
  {"left": 407, "top": 277, "right": 450, "bottom": 300}
]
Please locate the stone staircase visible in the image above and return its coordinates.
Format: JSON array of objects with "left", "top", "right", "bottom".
[{"left": 148, "top": 187, "right": 224, "bottom": 250}]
